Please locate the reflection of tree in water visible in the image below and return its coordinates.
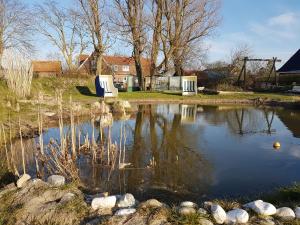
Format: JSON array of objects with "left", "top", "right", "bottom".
[
  {"left": 226, "top": 108, "right": 276, "bottom": 135},
  {"left": 276, "top": 109, "right": 300, "bottom": 138},
  {"left": 9, "top": 138, "right": 39, "bottom": 176},
  {"left": 202, "top": 106, "right": 276, "bottom": 136},
  {"left": 126, "top": 105, "right": 213, "bottom": 201}
]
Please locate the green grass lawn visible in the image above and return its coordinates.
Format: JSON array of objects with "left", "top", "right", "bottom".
[
  {"left": 0, "top": 76, "right": 296, "bottom": 126},
  {"left": 31, "top": 77, "right": 300, "bottom": 103},
  {"left": 119, "top": 91, "right": 300, "bottom": 102}
]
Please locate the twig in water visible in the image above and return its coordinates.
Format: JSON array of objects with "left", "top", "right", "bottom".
[{"left": 1, "top": 124, "right": 10, "bottom": 170}]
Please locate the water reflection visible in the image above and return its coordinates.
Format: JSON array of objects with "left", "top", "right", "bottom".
[{"left": 9, "top": 104, "right": 300, "bottom": 203}]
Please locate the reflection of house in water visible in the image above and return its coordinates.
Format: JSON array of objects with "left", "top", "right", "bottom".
[
  {"left": 156, "top": 104, "right": 181, "bottom": 115},
  {"left": 276, "top": 110, "right": 300, "bottom": 138},
  {"left": 156, "top": 104, "right": 197, "bottom": 124},
  {"left": 180, "top": 105, "right": 197, "bottom": 124}
]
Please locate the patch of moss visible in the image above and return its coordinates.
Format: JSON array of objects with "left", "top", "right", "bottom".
[
  {"left": 281, "top": 220, "right": 300, "bottom": 225},
  {"left": 211, "top": 199, "right": 241, "bottom": 211},
  {"left": 56, "top": 195, "right": 89, "bottom": 218},
  {"left": 263, "top": 183, "right": 300, "bottom": 207},
  {"left": 0, "top": 189, "right": 21, "bottom": 225},
  {"left": 168, "top": 206, "right": 211, "bottom": 225}
]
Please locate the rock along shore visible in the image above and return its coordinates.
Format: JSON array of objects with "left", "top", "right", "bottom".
[{"left": 0, "top": 174, "right": 300, "bottom": 225}]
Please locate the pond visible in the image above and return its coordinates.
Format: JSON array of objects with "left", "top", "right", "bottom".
[{"left": 11, "top": 104, "right": 300, "bottom": 204}]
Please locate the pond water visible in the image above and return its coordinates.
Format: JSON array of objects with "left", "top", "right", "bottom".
[{"left": 13, "top": 104, "right": 300, "bottom": 204}]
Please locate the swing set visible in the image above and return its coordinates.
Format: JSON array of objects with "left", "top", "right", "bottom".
[{"left": 237, "top": 57, "right": 282, "bottom": 89}]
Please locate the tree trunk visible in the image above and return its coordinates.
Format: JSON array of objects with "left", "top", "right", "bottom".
[
  {"left": 96, "top": 53, "right": 102, "bottom": 75},
  {"left": 0, "top": 34, "right": 4, "bottom": 69},
  {"left": 150, "top": 0, "right": 162, "bottom": 90},
  {"left": 134, "top": 52, "right": 144, "bottom": 90},
  {"left": 174, "top": 62, "right": 182, "bottom": 77}
]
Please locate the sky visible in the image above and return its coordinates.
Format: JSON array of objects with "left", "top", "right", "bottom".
[
  {"left": 24, "top": 0, "right": 300, "bottom": 66},
  {"left": 207, "top": 0, "right": 300, "bottom": 65}
]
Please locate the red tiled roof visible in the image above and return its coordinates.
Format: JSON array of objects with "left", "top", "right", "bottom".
[
  {"left": 103, "top": 56, "right": 133, "bottom": 65},
  {"left": 78, "top": 54, "right": 151, "bottom": 76},
  {"left": 32, "top": 61, "right": 62, "bottom": 73},
  {"left": 79, "top": 54, "right": 89, "bottom": 62}
]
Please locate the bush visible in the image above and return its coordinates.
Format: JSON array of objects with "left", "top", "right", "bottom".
[{"left": 216, "top": 82, "right": 243, "bottom": 91}]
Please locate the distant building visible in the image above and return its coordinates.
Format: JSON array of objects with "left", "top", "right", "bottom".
[
  {"left": 32, "top": 61, "right": 62, "bottom": 77},
  {"left": 78, "top": 54, "right": 151, "bottom": 83},
  {"left": 278, "top": 49, "right": 300, "bottom": 85},
  {"left": 181, "top": 69, "right": 226, "bottom": 87}
]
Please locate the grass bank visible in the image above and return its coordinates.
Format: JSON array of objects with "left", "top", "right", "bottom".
[{"left": 31, "top": 77, "right": 300, "bottom": 104}]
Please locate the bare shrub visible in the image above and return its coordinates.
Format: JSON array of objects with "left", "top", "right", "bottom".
[
  {"left": 2, "top": 50, "right": 33, "bottom": 98},
  {"left": 216, "top": 81, "right": 243, "bottom": 92}
]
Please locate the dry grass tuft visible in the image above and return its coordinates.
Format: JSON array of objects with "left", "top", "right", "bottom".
[{"left": 2, "top": 50, "right": 33, "bottom": 98}]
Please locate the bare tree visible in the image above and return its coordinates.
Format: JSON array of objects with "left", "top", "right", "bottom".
[
  {"left": 113, "top": 0, "right": 148, "bottom": 90},
  {"left": 230, "top": 43, "right": 252, "bottom": 71},
  {"left": 77, "top": 0, "right": 106, "bottom": 75},
  {"left": 149, "top": 0, "right": 163, "bottom": 87},
  {"left": 0, "top": 0, "right": 34, "bottom": 63},
  {"left": 35, "top": 1, "right": 88, "bottom": 70},
  {"left": 161, "top": 0, "right": 220, "bottom": 76}
]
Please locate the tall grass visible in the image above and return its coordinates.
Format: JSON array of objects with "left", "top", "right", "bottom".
[
  {"left": 55, "top": 90, "right": 65, "bottom": 156},
  {"left": 37, "top": 92, "right": 44, "bottom": 155},
  {"left": 1, "top": 50, "right": 33, "bottom": 98},
  {"left": 69, "top": 96, "right": 76, "bottom": 158},
  {"left": 1, "top": 97, "right": 130, "bottom": 183}
]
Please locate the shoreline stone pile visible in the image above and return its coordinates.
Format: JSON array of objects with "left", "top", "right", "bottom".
[{"left": 12, "top": 174, "right": 300, "bottom": 225}]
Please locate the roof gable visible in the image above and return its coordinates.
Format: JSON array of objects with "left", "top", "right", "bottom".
[{"left": 278, "top": 49, "right": 300, "bottom": 73}]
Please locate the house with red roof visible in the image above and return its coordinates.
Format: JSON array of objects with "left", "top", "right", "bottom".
[
  {"left": 32, "top": 61, "right": 62, "bottom": 77},
  {"left": 78, "top": 54, "right": 151, "bottom": 84}
]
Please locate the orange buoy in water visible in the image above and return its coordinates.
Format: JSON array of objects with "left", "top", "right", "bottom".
[{"left": 273, "top": 142, "right": 281, "bottom": 149}]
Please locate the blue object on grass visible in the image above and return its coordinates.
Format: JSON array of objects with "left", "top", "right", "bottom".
[{"left": 95, "top": 75, "right": 104, "bottom": 97}]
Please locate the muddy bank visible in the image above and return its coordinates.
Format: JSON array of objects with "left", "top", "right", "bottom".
[{"left": 126, "top": 98, "right": 300, "bottom": 109}]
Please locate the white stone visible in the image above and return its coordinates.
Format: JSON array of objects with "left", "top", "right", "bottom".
[
  {"left": 295, "top": 207, "right": 300, "bottom": 219},
  {"left": 117, "top": 193, "right": 136, "bottom": 208},
  {"left": 115, "top": 208, "right": 136, "bottom": 216},
  {"left": 122, "top": 101, "right": 131, "bottom": 109},
  {"left": 225, "top": 209, "right": 249, "bottom": 224},
  {"left": 204, "top": 201, "right": 213, "bottom": 210},
  {"left": 142, "top": 199, "right": 163, "bottom": 208},
  {"left": 211, "top": 204, "right": 227, "bottom": 224},
  {"left": 198, "top": 208, "right": 208, "bottom": 215},
  {"left": 243, "top": 200, "right": 276, "bottom": 216},
  {"left": 91, "top": 196, "right": 117, "bottom": 210},
  {"left": 47, "top": 175, "right": 65, "bottom": 187},
  {"left": 179, "top": 207, "right": 196, "bottom": 215},
  {"left": 60, "top": 193, "right": 75, "bottom": 203},
  {"left": 180, "top": 201, "right": 198, "bottom": 208},
  {"left": 17, "top": 174, "right": 31, "bottom": 188},
  {"left": 92, "top": 102, "right": 101, "bottom": 109},
  {"left": 43, "top": 112, "right": 56, "bottom": 117},
  {"left": 198, "top": 218, "right": 214, "bottom": 225},
  {"left": 276, "top": 207, "right": 295, "bottom": 221}
]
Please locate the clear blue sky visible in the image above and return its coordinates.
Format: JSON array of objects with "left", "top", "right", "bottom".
[{"left": 25, "top": 0, "right": 300, "bottom": 65}]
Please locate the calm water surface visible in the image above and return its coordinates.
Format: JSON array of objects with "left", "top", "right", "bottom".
[{"left": 16, "top": 104, "right": 300, "bottom": 203}]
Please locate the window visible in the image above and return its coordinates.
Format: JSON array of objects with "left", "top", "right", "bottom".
[
  {"left": 113, "top": 65, "right": 118, "bottom": 71},
  {"left": 122, "top": 65, "right": 130, "bottom": 72},
  {"left": 123, "top": 77, "right": 127, "bottom": 81}
]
